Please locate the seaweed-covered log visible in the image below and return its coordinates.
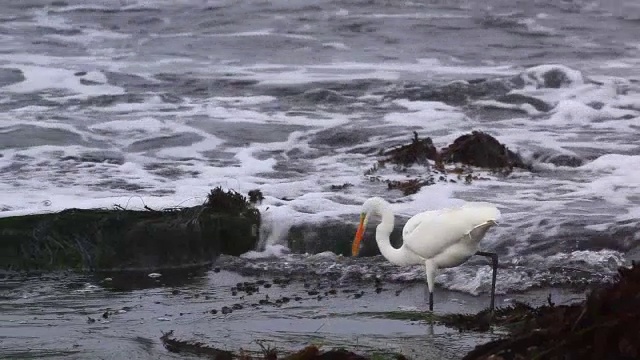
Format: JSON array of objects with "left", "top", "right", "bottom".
[{"left": 0, "top": 187, "right": 260, "bottom": 271}]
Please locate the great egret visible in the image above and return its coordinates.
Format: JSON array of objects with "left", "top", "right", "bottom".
[{"left": 352, "top": 197, "right": 500, "bottom": 312}]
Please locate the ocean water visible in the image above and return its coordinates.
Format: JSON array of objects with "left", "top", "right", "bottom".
[{"left": 1, "top": 0, "right": 639, "bottom": 297}]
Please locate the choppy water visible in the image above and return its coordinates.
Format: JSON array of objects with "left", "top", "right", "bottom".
[{"left": 0, "top": 0, "right": 639, "bottom": 310}]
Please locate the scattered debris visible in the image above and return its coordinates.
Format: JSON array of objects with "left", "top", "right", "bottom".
[{"left": 386, "top": 178, "right": 433, "bottom": 196}]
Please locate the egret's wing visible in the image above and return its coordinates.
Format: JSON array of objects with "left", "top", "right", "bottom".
[
  {"left": 402, "top": 210, "right": 440, "bottom": 239},
  {"left": 403, "top": 204, "right": 500, "bottom": 259}
]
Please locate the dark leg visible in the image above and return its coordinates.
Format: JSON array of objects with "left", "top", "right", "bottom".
[
  {"left": 475, "top": 251, "right": 498, "bottom": 313},
  {"left": 429, "top": 291, "right": 433, "bottom": 311}
]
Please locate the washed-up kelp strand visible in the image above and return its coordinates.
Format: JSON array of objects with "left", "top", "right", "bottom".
[{"left": 160, "top": 331, "right": 407, "bottom": 359}]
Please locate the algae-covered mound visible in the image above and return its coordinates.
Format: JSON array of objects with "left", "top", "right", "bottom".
[
  {"left": 464, "top": 262, "right": 640, "bottom": 360},
  {"left": 0, "top": 187, "right": 261, "bottom": 272},
  {"left": 440, "top": 131, "right": 528, "bottom": 173}
]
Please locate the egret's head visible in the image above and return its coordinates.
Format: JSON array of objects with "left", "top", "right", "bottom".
[{"left": 352, "top": 211, "right": 368, "bottom": 257}]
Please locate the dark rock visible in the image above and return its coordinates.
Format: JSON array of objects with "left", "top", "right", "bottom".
[
  {"left": 440, "top": 131, "right": 527, "bottom": 172},
  {"left": 287, "top": 219, "right": 405, "bottom": 257}
]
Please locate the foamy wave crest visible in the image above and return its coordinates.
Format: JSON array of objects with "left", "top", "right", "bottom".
[{"left": 215, "top": 248, "right": 627, "bottom": 296}]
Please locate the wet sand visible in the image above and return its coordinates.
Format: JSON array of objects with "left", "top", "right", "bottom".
[{"left": 0, "top": 269, "right": 587, "bottom": 359}]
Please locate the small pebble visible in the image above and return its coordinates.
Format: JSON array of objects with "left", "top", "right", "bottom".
[
  {"left": 263, "top": 283, "right": 272, "bottom": 288},
  {"left": 232, "top": 304, "right": 243, "bottom": 310},
  {"left": 210, "top": 309, "right": 218, "bottom": 314},
  {"left": 148, "top": 273, "right": 162, "bottom": 278},
  {"left": 221, "top": 306, "right": 232, "bottom": 315},
  {"left": 171, "top": 289, "right": 180, "bottom": 295},
  {"left": 308, "top": 290, "right": 319, "bottom": 296}
]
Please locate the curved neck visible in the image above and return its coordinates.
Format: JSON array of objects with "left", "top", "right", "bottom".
[{"left": 371, "top": 200, "right": 414, "bottom": 266}]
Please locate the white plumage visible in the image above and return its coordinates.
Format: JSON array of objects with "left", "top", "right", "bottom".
[{"left": 352, "top": 197, "right": 501, "bottom": 311}]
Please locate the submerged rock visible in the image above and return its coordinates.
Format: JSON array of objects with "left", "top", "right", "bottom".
[{"left": 286, "top": 219, "right": 405, "bottom": 257}]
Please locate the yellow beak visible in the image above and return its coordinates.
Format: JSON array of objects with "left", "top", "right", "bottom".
[{"left": 352, "top": 213, "right": 366, "bottom": 256}]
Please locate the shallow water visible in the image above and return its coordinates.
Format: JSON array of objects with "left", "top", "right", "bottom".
[{"left": 0, "top": 267, "right": 585, "bottom": 359}]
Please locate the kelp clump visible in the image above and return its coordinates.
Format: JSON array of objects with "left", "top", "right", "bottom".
[
  {"left": 382, "top": 131, "right": 438, "bottom": 167},
  {"left": 464, "top": 262, "right": 640, "bottom": 360},
  {"left": 203, "top": 187, "right": 261, "bottom": 256}
]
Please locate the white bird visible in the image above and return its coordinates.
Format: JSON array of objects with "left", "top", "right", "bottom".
[{"left": 352, "top": 197, "right": 501, "bottom": 312}]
